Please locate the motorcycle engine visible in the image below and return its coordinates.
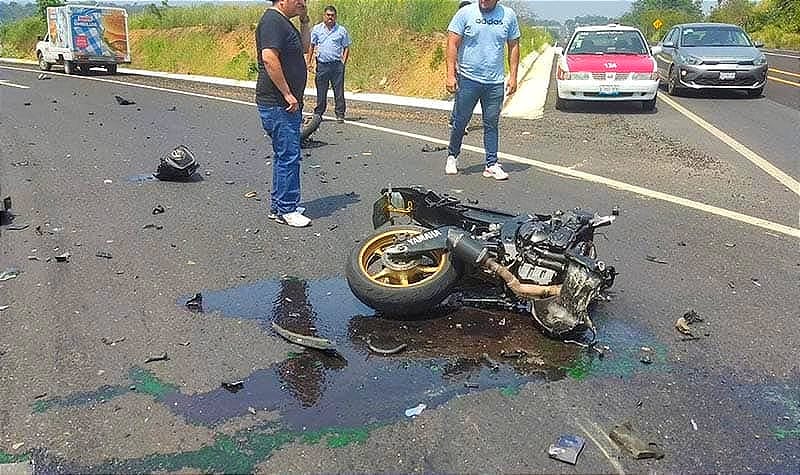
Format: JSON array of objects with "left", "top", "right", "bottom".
[{"left": 513, "top": 213, "right": 585, "bottom": 285}]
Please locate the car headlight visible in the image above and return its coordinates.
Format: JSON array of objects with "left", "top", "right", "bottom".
[
  {"left": 631, "top": 72, "right": 658, "bottom": 80},
  {"left": 754, "top": 55, "right": 767, "bottom": 66},
  {"left": 680, "top": 54, "right": 703, "bottom": 66},
  {"left": 570, "top": 72, "right": 592, "bottom": 80}
]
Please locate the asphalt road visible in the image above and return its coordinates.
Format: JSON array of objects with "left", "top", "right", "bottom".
[
  {"left": 763, "top": 48, "right": 800, "bottom": 111},
  {"left": 1, "top": 62, "right": 798, "bottom": 474}
]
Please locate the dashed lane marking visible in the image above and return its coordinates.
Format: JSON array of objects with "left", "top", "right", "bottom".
[{"left": 0, "top": 79, "right": 29, "bottom": 88}]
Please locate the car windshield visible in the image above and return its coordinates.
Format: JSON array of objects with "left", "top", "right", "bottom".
[
  {"left": 567, "top": 30, "right": 647, "bottom": 55},
  {"left": 681, "top": 27, "right": 752, "bottom": 47}
]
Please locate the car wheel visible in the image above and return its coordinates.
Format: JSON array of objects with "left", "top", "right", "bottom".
[
  {"left": 64, "top": 60, "right": 74, "bottom": 75},
  {"left": 555, "top": 97, "right": 568, "bottom": 111},
  {"left": 667, "top": 67, "right": 681, "bottom": 96},
  {"left": 747, "top": 87, "right": 763, "bottom": 98},
  {"left": 38, "top": 53, "right": 51, "bottom": 71},
  {"left": 641, "top": 97, "right": 657, "bottom": 111}
]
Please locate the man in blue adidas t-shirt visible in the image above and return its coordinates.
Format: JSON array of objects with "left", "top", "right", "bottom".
[{"left": 444, "top": 0, "right": 520, "bottom": 180}]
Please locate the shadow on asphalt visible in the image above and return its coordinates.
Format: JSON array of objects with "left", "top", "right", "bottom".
[{"left": 302, "top": 192, "right": 360, "bottom": 219}]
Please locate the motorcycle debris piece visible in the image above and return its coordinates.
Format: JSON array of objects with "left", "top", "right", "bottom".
[
  {"left": 481, "top": 352, "right": 500, "bottom": 371},
  {"left": 55, "top": 252, "right": 70, "bottom": 262},
  {"left": 152, "top": 205, "right": 165, "bottom": 215},
  {"left": 464, "top": 382, "right": 480, "bottom": 389},
  {"left": 95, "top": 251, "right": 113, "bottom": 259},
  {"left": 675, "top": 317, "right": 693, "bottom": 336},
  {"left": 421, "top": 144, "right": 447, "bottom": 153},
  {"left": 682, "top": 310, "right": 703, "bottom": 324},
  {"left": 5, "top": 224, "right": 29, "bottom": 231},
  {"left": 142, "top": 223, "right": 163, "bottom": 230},
  {"left": 185, "top": 293, "right": 203, "bottom": 312},
  {"left": 0, "top": 268, "right": 20, "bottom": 281},
  {"left": 243, "top": 191, "right": 258, "bottom": 199},
  {"left": 404, "top": 403, "right": 426, "bottom": 417},
  {"left": 609, "top": 422, "right": 665, "bottom": 460},
  {"left": 114, "top": 95, "right": 136, "bottom": 105},
  {"left": 638, "top": 346, "right": 653, "bottom": 364},
  {"left": 271, "top": 322, "right": 335, "bottom": 351},
  {"left": 547, "top": 434, "right": 585, "bottom": 465},
  {"left": 0, "top": 305, "right": 9, "bottom": 311},
  {"left": 101, "top": 337, "right": 125, "bottom": 346},
  {"left": 155, "top": 145, "right": 200, "bottom": 181},
  {"left": 645, "top": 255, "right": 668, "bottom": 265},
  {"left": 144, "top": 352, "right": 169, "bottom": 364},
  {"left": 366, "top": 340, "right": 407, "bottom": 355},
  {"left": 221, "top": 380, "right": 245, "bottom": 393}
]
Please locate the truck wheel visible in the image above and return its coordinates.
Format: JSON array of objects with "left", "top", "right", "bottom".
[
  {"left": 106, "top": 64, "right": 117, "bottom": 75},
  {"left": 38, "top": 53, "right": 51, "bottom": 71},
  {"left": 345, "top": 225, "right": 461, "bottom": 317},
  {"left": 64, "top": 60, "right": 74, "bottom": 75}
]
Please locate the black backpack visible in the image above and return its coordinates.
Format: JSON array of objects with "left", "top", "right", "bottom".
[{"left": 155, "top": 145, "right": 199, "bottom": 181}]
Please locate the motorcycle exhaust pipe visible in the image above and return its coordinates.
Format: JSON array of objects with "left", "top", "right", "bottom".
[{"left": 445, "top": 229, "right": 560, "bottom": 299}]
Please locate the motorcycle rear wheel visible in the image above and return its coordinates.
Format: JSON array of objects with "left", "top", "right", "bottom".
[{"left": 345, "top": 225, "right": 460, "bottom": 317}]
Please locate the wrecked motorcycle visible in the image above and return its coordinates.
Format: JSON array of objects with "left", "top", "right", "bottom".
[{"left": 345, "top": 186, "right": 618, "bottom": 339}]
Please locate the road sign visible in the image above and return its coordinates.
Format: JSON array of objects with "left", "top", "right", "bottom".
[{"left": 653, "top": 18, "right": 664, "bottom": 30}]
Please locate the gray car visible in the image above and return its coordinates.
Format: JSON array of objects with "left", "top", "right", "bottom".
[{"left": 653, "top": 23, "right": 768, "bottom": 97}]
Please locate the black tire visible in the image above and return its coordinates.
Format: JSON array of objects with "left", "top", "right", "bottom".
[
  {"left": 38, "top": 52, "right": 51, "bottom": 71},
  {"left": 641, "top": 96, "right": 657, "bottom": 111},
  {"left": 106, "top": 64, "right": 117, "bottom": 75},
  {"left": 667, "top": 66, "right": 681, "bottom": 96},
  {"left": 747, "top": 86, "right": 763, "bottom": 98},
  {"left": 555, "top": 96, "right": 568, "bottom": 111},
  {"left": 64, "top": 60, "right": 74, "bottom": 75},
  {"left": 345, "top": 225, "right": 461, "bottom": 317},
  {"left": 300, "top": 114, "right": 322, "bottom": 141}
]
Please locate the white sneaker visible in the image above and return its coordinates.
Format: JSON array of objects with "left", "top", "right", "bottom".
[
  {"left": 276, "top": 211, "right": 311, "bottom": 227},
  {"left": 269, "top": 206, "right": 304, "bottom": 220},
  {"left": 483, "top": 163, "right": 509, "bottom": 180},
  {"left": 445, "top": 155, "right": 458, "bottom": 175}
]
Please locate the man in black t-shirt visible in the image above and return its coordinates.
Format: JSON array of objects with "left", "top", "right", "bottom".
[{"left": 255, "top": 0, "right": 312, "bottom": 227}]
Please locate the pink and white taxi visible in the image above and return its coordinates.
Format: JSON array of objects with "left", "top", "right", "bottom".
[{"left": 556, "top": 24, "right": 660, "bottom": 111}]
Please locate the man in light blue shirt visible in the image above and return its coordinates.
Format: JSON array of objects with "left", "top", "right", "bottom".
[
  {"left": 445, "top": 0, "right": 520, "bottom": 180},
  {"left": 308, "top": 5, "right": 352, "bottom": 123}
]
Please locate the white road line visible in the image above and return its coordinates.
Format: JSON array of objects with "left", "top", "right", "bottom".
[
  {"left": 0, "top": 79, "right": 29, "bottom": 88},
  {"left": 1, "top": 64, "right": 797, "bottom": 239},
  {"left": 764, "top": 52, "right": 800, "bottom": 59},
  {"left": 657, "top": 93, "right": 800, "bottom": 197}
]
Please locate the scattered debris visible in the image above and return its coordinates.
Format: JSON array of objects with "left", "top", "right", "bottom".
[
  {"left": 11, "top": 160, "right": 30, "bottom": 167},
  {"left": 103, "top": 179, "right": 113, "bottom": 185},
  {"left": 142, "top": 223, "right": 163, "bottom": 230},
  {"left": 271, "top": 322, "right": 335, "bottom": 351},
  {"left": 609, "top": 422, "right": 665, "bottom": 459},
  {"left": 366, "top": 340, "right": 407, "bottom": 355},
  {"left": 645, "top": 255, "right": 668, "bottom": 265},
  {"left": 421, "top": 144, "right": 447, "bottom": 153},
  {"left": 500, "top": 349, "right": 528, "bottom": 359},
  {"left": 0, "top": 268, "right": 21, "bottom": 281},
  {"left": 724, "top": 242, "right": 736, "bottom": 248},
  {"left": 639, "top": 346, "right": 653, "bottom": 364},
  {"left": 55, "top": 252, "right": 71, "bottom": 262},
  {"left": 144, "top": 352, "right": 169, "bottom": 363},
  {"left": 677, "top": 241, "right": 687, "bottom": 247},
  {"left": 167, "top": 105, "right": 177, "bottom": 111},
  {"left": 548, "top": 434, "right": 585, "bottom": 465},
  {"left": 101, "top": 336, "right": 125, "bottom": 346},
  {"left": 404, "top": 403, "right": 426, "bottom": 417},
  {"left": 328, "top": 224, "right": 338, "bottom": 231},
  {"left": 12, "top": 442, "right": 24, "bottom": 450},
  {"left": 676, "top": 310, "right": 704, "bottom": 339},
  {"left": 34, "top": 392, "right": 47, "bottom": 399},
  {"left": 0, "top": 305, "right": 9, "bottom": 311},
  {"left": 481, "top": 352, "right": 500, "bottom": 371},
  {"left": 152, "top": 204, "right": 165, "bottom": 215},
  {"left": 185, "top": 293, "right": 203, "bottom": 312},
  {"left": 464, "top": 381, "right": 480, "bottom": 389},
  {"left": 243, "top": 191, "right": 258, "bottom": 199},
  {"left": 178, "top": 341, "right": 191, "bottom": 347},
  {"left": 114, "top": 95, "right": 136, "bottom": 105},
  {"left": 155, "top": 145, "right": 200, "bottom": 181},
  {"left": 690, "top": 418, "right": 698, "bottom": 431},
  {"left": 95, "top": 251, "right": 113, "bottom": 259},
  {"left": 221, "top": 380, "right": 245, "bottom": 393},
  {"left": 751, "top": 278, "right": 761, "bottom": 287},
  {"left": 38, "top": 73, "right": 51, "bottom": 80},
  {"left": 248, "top": 406, "right": 257, "bottom": 415},
  {"left": 5, "top": 223, "right": 29, "bottom": 231}
]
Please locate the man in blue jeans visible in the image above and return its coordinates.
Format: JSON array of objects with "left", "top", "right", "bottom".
[
  {"left": 255, "top": 0, "right": 312, "bottom": 227},
  {"left": 307, "top": 5, "right": 351, "bottom": 123},
  {"left": 445, "top": 0, "right": 520, "bottom": 180}
]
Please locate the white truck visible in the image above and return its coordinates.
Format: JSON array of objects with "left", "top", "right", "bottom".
[{"left": 35, "top": 5, "right": 130, "bottom": 75}]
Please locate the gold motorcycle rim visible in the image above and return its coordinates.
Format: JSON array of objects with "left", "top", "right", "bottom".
[{"left": 358, "top": 228, "right": 448, "bottom": 288}]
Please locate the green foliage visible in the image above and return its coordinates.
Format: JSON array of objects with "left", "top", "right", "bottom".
[
  {"left": 708, "top": 0, "right": 757, "bottom": 29},
  {"left": 430, "top": 44, "right": 445, "bottom": 70},
  {"left": 0, "top": 15, "right": 44, "bottom": 57},
  {"left": 0, "top": 2, "right": 37, "bottom": 24},
  {"left": 129, "top": 3, "right": 264, "bottom": 31},
  {"left": 36, "top": 0, "right": 63, "bottom": 20},
  {"left": 621, "top": 0, "right": 703, "bottom": 41}
]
